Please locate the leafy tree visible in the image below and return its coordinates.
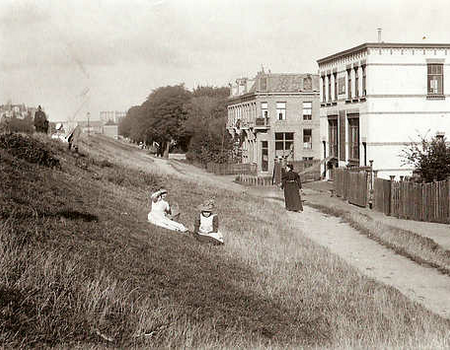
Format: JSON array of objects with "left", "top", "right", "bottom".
[
  {"left": 138, "top": 85, "right": 191, "bottom": 157},
  {"left": 119, "top": 106, "right": 141, "bottom": 139},
  {"left": 401, "top": 134, "right": 450, "bottom": 182},
  {"left": 183, "top": 86, "right": 232, "bottom": 164}
]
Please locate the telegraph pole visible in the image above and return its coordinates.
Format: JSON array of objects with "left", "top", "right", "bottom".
[{"left": 87, "top": 112, "right": 90, "bottom": 137}]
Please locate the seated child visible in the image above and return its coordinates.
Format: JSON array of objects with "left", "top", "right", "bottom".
[
  {"left": 148, "top": 188, "right": 188, "bottom": 233},
  {"left": 193, "top": 199, "right": 224, "bottom": 245}
]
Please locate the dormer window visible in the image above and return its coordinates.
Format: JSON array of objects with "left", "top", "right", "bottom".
[
  {"left": 303, "top": 76, "right": 312, "bottom": 90},
  {"left": 260, "top": 77, "right": 267, "bottom": 91}
]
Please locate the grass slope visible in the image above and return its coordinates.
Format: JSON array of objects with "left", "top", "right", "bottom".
[{"left": 0, "top": 133, "right": 449, "bottom": 349}]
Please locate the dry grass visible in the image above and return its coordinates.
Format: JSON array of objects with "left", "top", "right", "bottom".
[{"left": 0, "top": 133, "right": 449, "bottom": 349}]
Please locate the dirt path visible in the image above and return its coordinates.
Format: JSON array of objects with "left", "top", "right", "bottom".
[{"left": 96, "top": 139, "right": 450, "bottom": 320}]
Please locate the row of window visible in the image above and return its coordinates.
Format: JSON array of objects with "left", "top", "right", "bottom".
[
  {"left": 260, "top": 132, "right": 313, "bottom": 171},
  {"left": 328, "top": 118, "right": 359, "bottom": 161},
  {"left": 261, "top": 101, "right": 313, "bottom": 121},
  {"left": 229, "top": 102, "right": 313, "bottom": 123},
  {"left": 273, "top": 131, "right": 313, "bottom": 152},
  {"left": 322, "top": 66, "right": 367, "bottom": 103},
  {"left": 321, "top": 63, "right": 445, "bottom": 102}
]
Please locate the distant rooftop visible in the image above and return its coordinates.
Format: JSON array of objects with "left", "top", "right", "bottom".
[
  {"left": 317, "top": 42, "right": 450, "bottom": 65},
  {"left": 230, "top": 70, "right": 319, "bottom": 99}
]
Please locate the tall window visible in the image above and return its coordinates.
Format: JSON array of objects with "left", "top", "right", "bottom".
[
  {"left": 327, "top": 74, "right": 332, "bottom": 102},
  {"left": 275, "top": 132, "right": 294, "bottom": 159},
  {"left": 427, "top": 64, "right": 444, "bottom": 96},
  {"left": 348, "top": 118, "right": 359, "bottom": 160},
  {"left": 302, "top": 101, "right": 312, "bottom": 120},
  {"left": 322, "top": 76, "right": 326, "bottom": 102},
  {"left": 347, "top": 68, "right": 352, "bottom": 100},
  {"left": 333, "top": 73, "right": 338, "bottom": 100},
  {"left": 261, "top": 141, "right": 268, "bottom": 172},
  {"left": 276, "top": 102, "right": 286, "bottom": 120},
  {"left": 303, "top": 129, "right": 312, "bottom": 149},
  {"left": 328, "top": 119, "right": 338, "bottom": 157},
  {"left": 261, "top": 102, "right": 268, "bottom": 121},
  {"left": 354, "top": 67, "right": 359, "bottom": 97},
  {"left": 362, "top": 65, "right": 366, "bottom": 96}
]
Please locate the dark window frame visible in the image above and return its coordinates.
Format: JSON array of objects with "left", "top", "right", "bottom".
[
  {"left": 348, "top": 117, "right": 360, "bottom": 161},
  {"left": 347, "top": 69, "right": 352, "bottom": 100},
  {"left": 303, "top": 129, "right": 312, "bottom": 149},
  {"left": 427, "top": 63, "right": 444, "bottom": 97}
]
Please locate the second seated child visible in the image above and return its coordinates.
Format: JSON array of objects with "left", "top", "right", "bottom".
[{"left": 193, "top": 199, "right": 224, "bottom": 245}]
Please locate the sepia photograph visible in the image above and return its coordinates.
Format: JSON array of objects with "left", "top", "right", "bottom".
[{"left": 1, "top": 0, "right": 450, "bottom": 348}]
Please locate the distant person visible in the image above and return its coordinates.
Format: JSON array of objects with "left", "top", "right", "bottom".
[
  {"left": 281, "top": 163, "right": 303, "bottom": 212},
  {"left": 67, "top": 125, "right": 82, "bottom": 152},
  {"left": 148, "top": 189, "right": 188, "bottom": 232},
  {"left": 34, "top": 105, "right": 49, "bottom": 133},
  {"left": 192, "top": 199, "right": 224, "bottom": 245},
  {"left": 272, "top": 156, "right": 284, "bottom": 186}
]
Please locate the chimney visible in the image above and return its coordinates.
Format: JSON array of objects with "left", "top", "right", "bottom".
[{"left": 377, "top": 28, "right": 382, "bottom": 43}]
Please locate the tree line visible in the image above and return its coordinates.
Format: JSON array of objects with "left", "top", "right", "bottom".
[{"left": 118, "top": 84, "right": 234, "bottom": 164}]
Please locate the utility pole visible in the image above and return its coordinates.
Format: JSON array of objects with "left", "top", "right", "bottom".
[{"left": 87, "top": 112, "right": 90, "bottom": 137}]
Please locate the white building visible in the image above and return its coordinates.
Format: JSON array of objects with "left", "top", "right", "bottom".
[
  {"left": 100, "top": 111, "right": 126, "bottom": 125},
  {"left": 317, "top": 42, "right": 450, "bottom": 179}
]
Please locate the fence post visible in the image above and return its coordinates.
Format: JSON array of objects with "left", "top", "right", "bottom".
[
  {"left": 368, "top": 160, "right": 374, "bottom": 209},
  {"left": 389, "top": 175, "right": 396, "bottom": 217},
  {"left": 448, "top": 178, "right": 450, "bottom": 224}
]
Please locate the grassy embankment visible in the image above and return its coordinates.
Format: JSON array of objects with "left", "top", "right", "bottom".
[{"left": 0, "top": 133, "right": 449, "bottom": 349}]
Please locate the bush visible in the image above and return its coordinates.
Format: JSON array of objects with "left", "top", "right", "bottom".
[
  {"left": 401, "top": 135, "right": 450, "bottom": 182},
  {"left": 0, "top": 133, "right": 60, "bottom": 168}
]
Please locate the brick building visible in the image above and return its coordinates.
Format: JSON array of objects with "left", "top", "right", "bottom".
[{"left": 227, "top": 70, "right": 320, "bottom": 176}]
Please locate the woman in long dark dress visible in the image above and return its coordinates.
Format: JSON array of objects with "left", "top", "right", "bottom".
[{"left": 281, "top": 163, "right": 303, "bottom": 212}]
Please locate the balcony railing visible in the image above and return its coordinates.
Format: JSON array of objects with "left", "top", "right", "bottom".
[{"left": 254, "top": 117, "right": 270, "bottom": 129}]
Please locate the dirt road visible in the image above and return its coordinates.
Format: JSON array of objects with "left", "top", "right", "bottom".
[{"left": 92, "top": 138, "right": 450, "bottom": 320}]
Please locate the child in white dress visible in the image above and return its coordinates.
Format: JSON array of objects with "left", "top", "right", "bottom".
[
  {"left": 193, "top": 199, "right": 224, "bottom": 244},
  {"left": 148, "top": 189, "right": 188, "bottom": 232}
]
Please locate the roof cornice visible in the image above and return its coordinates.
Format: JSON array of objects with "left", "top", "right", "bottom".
[{"left": 317, "top": 42, "right": 450, "bottom": 65}]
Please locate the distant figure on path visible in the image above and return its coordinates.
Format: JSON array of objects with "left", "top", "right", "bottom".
[
  {"left": 34, "top": 105, "right": 49, "bottom": 133},
  {"left": 148, "top": 189, "right": 188, "bottom": 232},
  {"left": 281, "top": 163, "right": 303, "bottom": 212},
  {"left": 272, "top": 156, "right": 285, "bottom": 186},
  {"left": 192, "top": 199, "right": 224, "bottom": 245}
]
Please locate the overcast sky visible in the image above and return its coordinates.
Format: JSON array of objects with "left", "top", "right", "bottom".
[{"left": 1, "top": 0, "right": 450, "bottom": 121}]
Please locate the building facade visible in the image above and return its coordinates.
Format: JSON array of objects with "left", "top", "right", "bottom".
[
  {"left": 227, "top": 70, "right": 320, "bottom": 176},
  {"left": 0, "top": 103, "right": 36, "bottom": 120},
  {"left": 317, "top": 42, "right": 450, "bottom": 179},
  {"left": 100, "top": 111, "right": 126, "bottom": 125}
]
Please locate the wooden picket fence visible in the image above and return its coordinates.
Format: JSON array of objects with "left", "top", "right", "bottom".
[
  {"left": 333, "top": 168, "right": 369, "bottom": 207},
  {"left": 374, "top": 178, "right": 450, "bottom": 223},
  {"left": 334, "top": 168, "right": 450, "bottom": 223},
  {"left": 234, "top": 174, "right": 273, "bottom": 186},
  {"left": 373, "top": 178, "right": 391, "bottom": 215},
  {"left": 206, "top": 162, "right": 257, "bottom": 176}
]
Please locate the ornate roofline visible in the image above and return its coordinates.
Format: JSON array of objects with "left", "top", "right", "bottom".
[{"left": 317, "top": 42, "right": 450, "bottom": 66}]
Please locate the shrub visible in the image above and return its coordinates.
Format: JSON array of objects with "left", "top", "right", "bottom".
[
  {"left": 0, "top": 133, "right": 60, "bottom": 168},
  {"left": 401, "top": 134, "right": 450, "bottom": 182}
]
